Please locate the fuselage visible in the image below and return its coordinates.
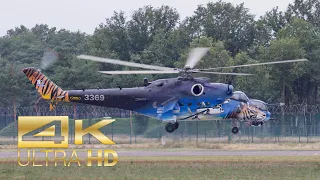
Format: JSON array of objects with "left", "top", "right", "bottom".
[
  {"left": 67, "top": 77, "right": 233, "bottom": 121},
  {"left": 67, "top": 85, "right": 270, "bottom": 123}
]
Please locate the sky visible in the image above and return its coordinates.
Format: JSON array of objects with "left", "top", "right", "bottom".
[{"left": 0, "top": 0, "right": 294, "bottom": 36}]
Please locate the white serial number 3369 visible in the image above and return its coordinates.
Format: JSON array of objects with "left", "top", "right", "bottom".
[{"left": 84, "top": 94, "right": 105, "bottom": 101}]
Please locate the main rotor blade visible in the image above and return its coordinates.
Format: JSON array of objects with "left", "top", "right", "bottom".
[
  {"left": 201, "top": 59, "right": 308, "bottom": 71},
  {"left": 77, "top": 55, "right": 174, "bottom": 71},
  {"left": 185, "top": 47, "right": 210, "bottom": 69},
  {"left": 194, "top": 71, "right": 253, "bottom": 76},
  {"left": 98, "top": 70, "right": 180, "bottom": 75}
]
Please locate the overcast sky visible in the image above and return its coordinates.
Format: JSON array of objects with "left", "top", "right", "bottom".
[{"left": 0, "top": 0, "right": 294, "bottom": 36}]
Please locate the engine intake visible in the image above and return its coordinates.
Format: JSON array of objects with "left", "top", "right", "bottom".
[{"left": 191, "top": 84, "right": 204, "bottom": 96}]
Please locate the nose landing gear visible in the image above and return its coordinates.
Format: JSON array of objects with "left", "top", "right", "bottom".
[
  {"left": 231, "top": 127, "right": 239, "bottom": 134},
  {"left": 165, "top": 122, "right": 179, "bottom": 133},
  {"left": 231, "top": 119, "right": 240, "bottom": 134}
]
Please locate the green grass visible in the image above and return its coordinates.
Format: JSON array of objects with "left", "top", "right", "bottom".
[{"left": 1, "top": 156, "right": 320, "bottom": 179}]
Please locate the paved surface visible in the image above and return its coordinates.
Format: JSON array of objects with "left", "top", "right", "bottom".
[{"left": 1, "top": 150, "right": 320, "bottom": 158}]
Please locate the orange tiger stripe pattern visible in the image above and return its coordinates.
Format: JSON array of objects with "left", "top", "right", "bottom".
[
  {"left": 22, "top": 67, "right": 69, "bottom": 102},
  {"left": 226, "top": 103, "right": 265, "bottom": 121},
  {"left": 240, "top": 105, "right": 265, "bottom": 121}
]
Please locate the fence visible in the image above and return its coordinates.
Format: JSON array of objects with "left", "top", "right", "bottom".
[{"left": 0, "top": 104, "right": 320, "bottom": 145}]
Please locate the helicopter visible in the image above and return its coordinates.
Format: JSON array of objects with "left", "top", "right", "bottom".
[{"left": 22, "top": 48, "right": 307, "bottom": 133}]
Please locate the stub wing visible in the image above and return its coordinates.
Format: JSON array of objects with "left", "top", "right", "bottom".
[{"left": 156, "top": 97, "right": 179, "bottom": 114}]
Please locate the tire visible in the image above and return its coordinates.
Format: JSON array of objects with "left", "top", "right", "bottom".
[
  {"left": 174, "top": 122, "right": 179, "bottom": 129},
  {"left": 165, "top": 123, "right": 175, "bottom": 133},
  {"left": 232, "top": 127, "right": 239, "bottom": 134}
]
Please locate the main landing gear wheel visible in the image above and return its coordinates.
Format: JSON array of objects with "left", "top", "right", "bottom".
[
  {"left": 165, "top": 123, "right": 176, "bottom": 133},
  {"left": 174, "top": 122, "right": 179, "bottom": 129},
  {"left": 232, "top": 127, "right": 239, "bottom": 134}
]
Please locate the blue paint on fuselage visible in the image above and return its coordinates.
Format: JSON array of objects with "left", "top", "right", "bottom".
[{"left": 136, "top": 92, "right": 271, "bottom": 122}]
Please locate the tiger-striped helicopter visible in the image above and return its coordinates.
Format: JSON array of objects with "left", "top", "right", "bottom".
[{"left": 22, "top": 48, "right": 308, "bottom": 133}]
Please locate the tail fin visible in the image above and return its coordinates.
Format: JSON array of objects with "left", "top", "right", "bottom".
[{"left": 22, "top": 67, "right": 69, "bottom": 109}]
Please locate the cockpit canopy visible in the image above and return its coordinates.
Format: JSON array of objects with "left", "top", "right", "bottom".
[
  {"left": 230, "top": 91, "right": 250, "bottom": 102},
  {"left": 249, "top": 99, "right": 268, "bottom": 111},
  {"left": 230, "top": 91, "right": 268, "bottom": 111}
]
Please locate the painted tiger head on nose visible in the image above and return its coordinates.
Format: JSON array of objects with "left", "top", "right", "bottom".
[{"left": 235, "top": 102, "right": 266, "bottom": 121}]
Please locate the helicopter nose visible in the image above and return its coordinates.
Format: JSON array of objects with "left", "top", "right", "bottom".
[{"left": 227, "top": 84, "right": 233, "bottom": 95}]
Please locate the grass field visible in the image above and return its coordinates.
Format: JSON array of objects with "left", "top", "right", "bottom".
[
  {"left": 1, "top": 156, "right": 320, "bottom": 179},
  {"left": 2, "top": 141, "right": 320, "bottom": 151}
]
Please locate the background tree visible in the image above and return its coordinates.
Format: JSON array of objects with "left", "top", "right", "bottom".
[
  {"left": 0, "top": 0, "right": 319, "bottom": 108},
  {"left": 187, "top": 1, "right": 256, "bottom": 56}
]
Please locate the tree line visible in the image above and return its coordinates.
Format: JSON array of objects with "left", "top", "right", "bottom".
[{"left": 0, "top": 0, "right": 319, "bottom": 108}]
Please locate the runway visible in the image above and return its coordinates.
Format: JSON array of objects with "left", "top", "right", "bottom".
[{"left": 1, "top": 150, "right": 320, "bottom": 158}]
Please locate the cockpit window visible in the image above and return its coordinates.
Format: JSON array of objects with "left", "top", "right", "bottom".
[
  {"left": 230, "top": 91, "right": 250, "bottom": 102},
  {"left": 250, "top": 100, "right": 268, "bottom": 111}
]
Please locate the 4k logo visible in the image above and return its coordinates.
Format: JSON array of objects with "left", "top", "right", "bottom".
[{"left": 18, "top": 116, "right": 115, "bottom": 148}]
